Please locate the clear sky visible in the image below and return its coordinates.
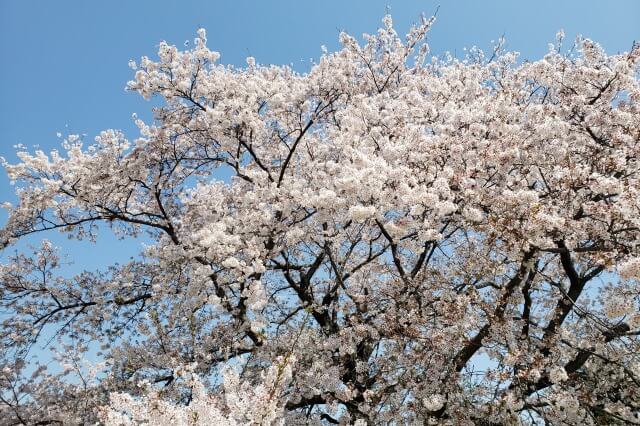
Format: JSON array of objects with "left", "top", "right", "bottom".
[{"left": 0, "top": 0, "right": 639, "bottom": 273}]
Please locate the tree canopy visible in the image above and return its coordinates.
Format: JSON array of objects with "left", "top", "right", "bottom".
[{"left": 1, "top": 15, "right": 640, "bottom": 425}]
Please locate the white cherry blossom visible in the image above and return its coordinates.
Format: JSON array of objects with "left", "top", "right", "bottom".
[{"left": 1, "top": 14, "right": 640, "bottom": 425}]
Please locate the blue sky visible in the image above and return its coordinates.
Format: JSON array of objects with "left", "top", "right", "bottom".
[{"left": 0, "top": 0, "right": 639, "bottom": 272}]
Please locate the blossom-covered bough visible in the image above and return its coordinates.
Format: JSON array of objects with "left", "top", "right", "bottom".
[{"left": 1, "top": 14, "right": 640, "bottom": 425}]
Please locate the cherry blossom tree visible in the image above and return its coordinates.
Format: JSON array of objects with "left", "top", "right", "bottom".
[{"left": 1, "top": 14, "right": 640, "bottom": 425}]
